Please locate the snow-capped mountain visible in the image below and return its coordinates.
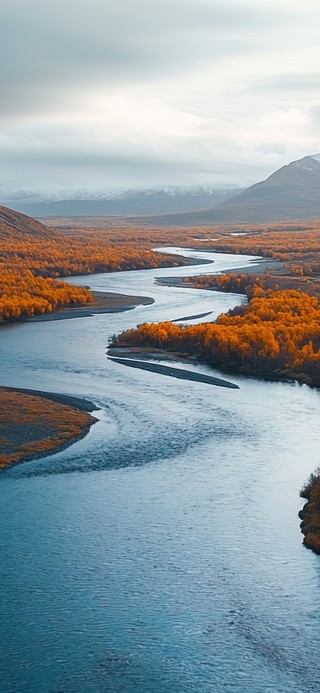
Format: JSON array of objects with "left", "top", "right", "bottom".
[
  {"left": 2, "top": 186, "right": 242, "bottom": 217},
  {"left": 4, "top": 154, "right": 320, "bottom": 224},
  {"left": 290, "top": 154, "right": 320, "bottom": 175},
  {"left": 141, "top": 154, "right": 320, "bottom": 226}
]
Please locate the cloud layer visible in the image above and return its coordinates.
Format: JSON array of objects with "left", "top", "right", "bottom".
[{"left": 2, "top": 0, "right": 320, "bottom": 193}]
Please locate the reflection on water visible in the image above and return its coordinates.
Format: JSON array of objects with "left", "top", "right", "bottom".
[{"left": 1, "top": 249, "right": 320, "bottom": 692}]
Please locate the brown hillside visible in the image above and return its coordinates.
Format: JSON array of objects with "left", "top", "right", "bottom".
[
  {"left": 0, "top": 204, "right": 54, "bottom": 240},
  {"left": 0, "top": 204, "right": 187, "bottom": 321}
]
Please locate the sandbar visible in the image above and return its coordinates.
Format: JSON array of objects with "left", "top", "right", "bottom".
[
  {"left": 19, "top": 290, "right": 154, "bottom": 322},
  {"left": 108, "top": 355, "right": 239, "bottom": 389},
  {"left": 0, "top": 387, "right": 98, "bottom": 469}
]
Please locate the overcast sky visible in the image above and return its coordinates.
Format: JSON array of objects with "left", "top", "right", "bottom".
[{"left": 2, "top": 0, "right": 320, "bottom": 195}]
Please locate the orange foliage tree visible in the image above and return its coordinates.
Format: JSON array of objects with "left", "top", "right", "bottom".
[
  {"left": 112, "top": 288, "right": 320, "bottom": 386},
  {"left": 0, "top": 208, "right": 186, "bottom": 321}
]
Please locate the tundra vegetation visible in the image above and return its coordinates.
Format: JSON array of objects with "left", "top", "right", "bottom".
[{"left": 0, "top": 389, "right": 96, "bottom": 468}]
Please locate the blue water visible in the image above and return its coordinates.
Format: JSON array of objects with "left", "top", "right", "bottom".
[{"left": 1, "top": 249, "right": 320, "bottom": 693}]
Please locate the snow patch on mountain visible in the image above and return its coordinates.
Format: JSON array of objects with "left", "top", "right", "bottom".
[
  {"left": 292, "top": 154, "right": 320, "bottom": 172},
  {"left": 294, "top": 162, "right": 316, "bottom": 172},
  {"left": 3, "top": 185, "right": 241, "bottom": 204}
]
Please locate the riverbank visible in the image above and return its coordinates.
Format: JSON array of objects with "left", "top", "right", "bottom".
[
  {"left": 20, "top": 290, "right": 154, "bottom": 323},
  {"left": 111, "top": 288, "right": 320, "bottom": 387},
  {"left": 155, "top": 255, "right": 280, "bottom": 288},
  {"left": 299, "top": 471, "right": 320, "bottom": 553},
  {"left": 0, "top": 387, "right": 98, "bottom": 469}
]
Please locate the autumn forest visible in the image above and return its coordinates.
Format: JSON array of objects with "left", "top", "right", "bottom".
[
  {"left": 5, "top": 204, "right": 320, "bottom": 392},
  {"left": 0, "top": 207, "right": 186, "bottom": 321}
]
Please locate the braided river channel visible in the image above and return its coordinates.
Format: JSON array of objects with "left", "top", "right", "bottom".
[{"left": 1, "top": 247, "right": 320, "bottom": 693}]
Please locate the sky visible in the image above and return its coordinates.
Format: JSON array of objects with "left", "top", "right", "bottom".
[{"left": 2, "top": 0, "right": 320, "bottom": 195}]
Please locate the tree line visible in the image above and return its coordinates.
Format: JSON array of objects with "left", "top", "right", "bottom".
[
  {"left": 112, "top": 287, "right": 320, "bottom": 387},
  {"left": 0, "top": 217, "right": 185, "bottom": 321}
]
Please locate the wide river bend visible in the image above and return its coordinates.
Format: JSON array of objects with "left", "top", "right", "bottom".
[{"left": 1, "top": 248, "right": 320, "bottom": 693}]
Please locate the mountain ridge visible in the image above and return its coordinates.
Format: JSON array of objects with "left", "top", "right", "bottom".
[
  {"left": 3, "top": 153, "right": 320, "bottom": 225},
  {"left": 2, "top": 186, "right": 242, "bottom": 218},
  {"left": 129, "top": 155, "right": 320, "bottom": 226}
]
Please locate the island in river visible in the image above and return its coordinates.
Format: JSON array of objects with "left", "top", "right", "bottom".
[{"left": 0, "top": 387, "right": 98, "bottom": 469}]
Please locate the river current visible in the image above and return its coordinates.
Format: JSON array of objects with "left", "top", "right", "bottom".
[{"left": 1, "top": 248, "right": 320, "bottom": 693}]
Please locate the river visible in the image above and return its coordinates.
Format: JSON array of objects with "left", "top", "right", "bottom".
[{"left": 1, "top": 248, "right": 320, "bottom": 693}]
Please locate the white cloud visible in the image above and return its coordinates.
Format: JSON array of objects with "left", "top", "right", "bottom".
[{"left": 1, "top": 0, "right": 320, "bottom": 193}]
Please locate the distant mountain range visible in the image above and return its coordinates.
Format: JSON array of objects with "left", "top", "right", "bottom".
[
  {"left": 3, "top": 154, "right": 320, "bottom": 224},
  {"left": 133, "top": 155, "right": 320, "bottom": 225},
  {"left": 2, "top": 186, "right": 242, "bottom": 218}
]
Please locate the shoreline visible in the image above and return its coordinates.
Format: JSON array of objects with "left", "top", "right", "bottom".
[
  {"left": 299, "top": 473, "right": 320, "bottom": 554},
  {"left": 107, "top": 346, "right": 308, "bottom": 387},
  {"left": 0, "top": 387, "right": 99, "bottom": 470},
  {"left": 18, "top": 291, "right": 154, "bottom": 323},
  {"left": 156, "top": 255, "right": 281, "bottom": 288},
  {"left": 0, "top": 253, "right": 273, "bottom": 325},
  {"left": 108, "top": 345, "right": 198, "bottom": 363},
  {"left": 17, "top": 255, "right": 212, "bottom": 323},
  {"left": 1, "top": 386, "right": 98, "bottom": 411}
]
